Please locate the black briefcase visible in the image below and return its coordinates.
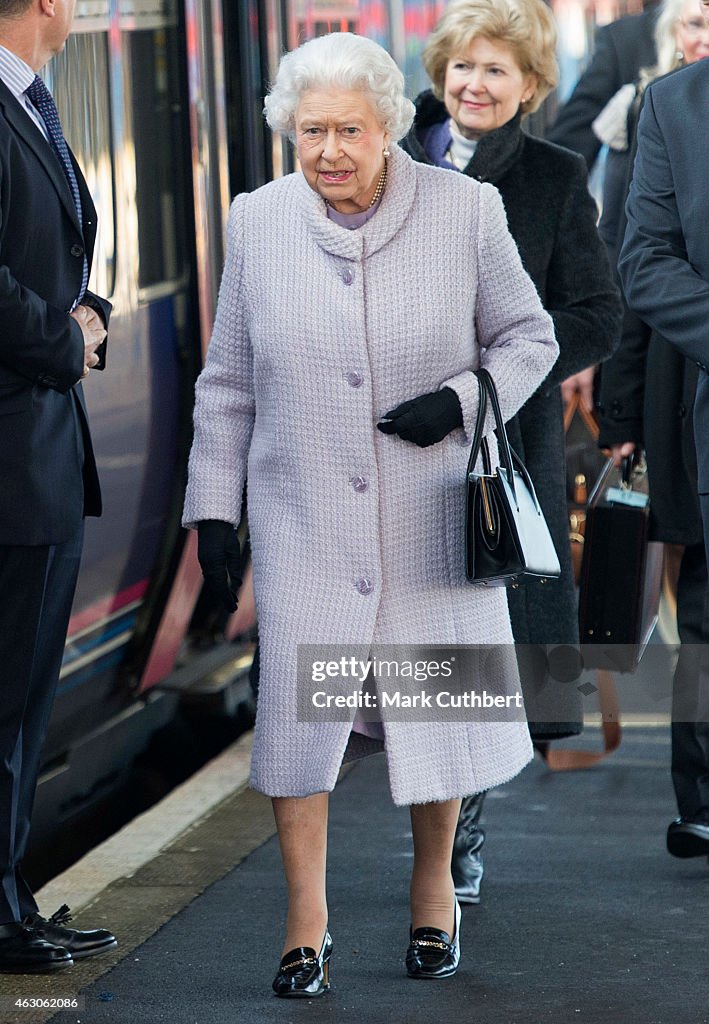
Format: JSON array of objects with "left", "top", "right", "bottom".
[{"left": 578, "top": 457, "right": 663, "bottom": 673}]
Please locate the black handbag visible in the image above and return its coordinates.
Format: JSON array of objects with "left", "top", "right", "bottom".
[{"left": 465, "top": 368, "right": 561, "bottom": 586}]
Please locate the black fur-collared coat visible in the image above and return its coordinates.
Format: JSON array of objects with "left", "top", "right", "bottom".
[{"left": 402, "top": 93, "right": 623, "bottom": 736}]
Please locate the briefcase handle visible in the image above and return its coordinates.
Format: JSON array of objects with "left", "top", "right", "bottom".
[{"left": 586, "top": 452, "right": 644, "bottom": 508}]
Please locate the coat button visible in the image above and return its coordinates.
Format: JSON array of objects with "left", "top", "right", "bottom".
[
  {"left": 341, "top": 267, "right": 354, "bottom": 285},
  {"left": 355, "top": 577, "right": 373, "bottom": 595},
  {"left": 344, "top": 371, "right": 363, "bottom": 388},
  {"left": 351, "top": 476, "right": 369, "bottom": 493},
  {"left": 678, "top": 403, "right": 687, "bottom": 418},
  {"left": 70, "top": 243, "right": 84, "bottom": 258}
]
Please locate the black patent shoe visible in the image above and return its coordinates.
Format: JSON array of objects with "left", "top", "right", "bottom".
[
  {"left": 23, "top": 905, "right": 117, "bottom": 960},
  {"left": 667, "top": 817, "right": 709, "bottom": 858},
  {"left": 272, "top": 930, "right": 332, "bottom": 998},
  {"left": 406, "top": 899, "right": 461, "bottom": 980},
  {"left": 452, "top": 792, "right": 486, "bottom": 904},
  {"left": 0, "top": 923, "right": 73, "bottom": 974}
]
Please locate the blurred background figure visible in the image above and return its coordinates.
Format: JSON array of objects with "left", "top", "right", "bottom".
[
  {"left": 594, "top": 0, "right": 709, "bottom": 268},
  {"left": 548, "top": 0, "right": 660, "bottom": 171},
  {"left": 597, "top": 0, "right": 709, "bottom": 859},
  {"left": 402, "top": 0, "right": 622, "bottom": 905}
]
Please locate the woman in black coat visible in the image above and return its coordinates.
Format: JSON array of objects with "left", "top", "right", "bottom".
[{"left": 402, "top": 0, "right": 622, "bottom": 902}]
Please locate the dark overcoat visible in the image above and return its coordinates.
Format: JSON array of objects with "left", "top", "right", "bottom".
[
  {"left": 403, "top": 93, "right": 623, "bottom": 736},
  {"left": 619, "top": 59, "right": 709, "bottom": 514},
  {"left": 597, "top": 82, "right": 702, "bottom": 547}
]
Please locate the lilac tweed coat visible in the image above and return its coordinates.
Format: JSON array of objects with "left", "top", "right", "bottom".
[{"left": 182, "top": 144, "right": 558, "bottom": 805}]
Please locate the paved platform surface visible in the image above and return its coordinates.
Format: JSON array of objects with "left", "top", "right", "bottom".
[{"left": 27, "top": 726, "right": 706, "bottom": 1024}]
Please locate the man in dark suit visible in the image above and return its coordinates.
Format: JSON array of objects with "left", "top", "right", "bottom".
[
  {"left": 548, "top": 1, "right": 660, "bottom": 169},
  {"left": 0, "top": 0, "right": 117, "bottom": 971},
  {"left": 619, "top": 51, "right": 709, "bottom": 859}
]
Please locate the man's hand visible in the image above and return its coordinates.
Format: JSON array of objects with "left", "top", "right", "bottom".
[
  {"left": 70, "top": 304, "right": 106, "bottom": 378},
  {"left": 608, "top": 441, "right": 636, "bottom": 468},
  {"left": 561, "top": 366, "right": 596, "bottom": 412}
]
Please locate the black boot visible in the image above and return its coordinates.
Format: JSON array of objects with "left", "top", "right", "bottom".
[{"left": 451, "top": 792, "right": 486, "bottom": 905}]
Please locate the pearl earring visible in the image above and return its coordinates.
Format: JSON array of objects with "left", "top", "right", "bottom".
[{"left": 383, "top": 146, "right": 390, "bottom": 157}]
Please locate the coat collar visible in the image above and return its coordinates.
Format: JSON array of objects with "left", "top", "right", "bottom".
[
  {"left": 0, "top": 76, "right": 82, "bottom": 234},
  {"left": 296, "top": 143, "right": 417, "bottom": 261},
  {"left": 403, "top": 90, "right": 525, "bottom": 186}
]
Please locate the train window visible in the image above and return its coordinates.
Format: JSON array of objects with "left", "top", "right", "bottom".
[
  {"left": 46, "top": 32, "right": 116, "bottom": 301},
  {"left": 286, "top": 1, "right": 387, "bottom": 47},
  {"left": 127, "top": 25, "right": 188, "bottom": 291},
  {"left": 281, "top": 3, "right": 447, "bottom": 97}
]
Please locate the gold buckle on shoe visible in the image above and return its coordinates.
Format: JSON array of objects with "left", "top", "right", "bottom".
[
  {"left": 281, "top": 956, "right": 317, "bottom": 972},
  {"left": 412, "top": 939, "right": 449, "bottom": 950}
]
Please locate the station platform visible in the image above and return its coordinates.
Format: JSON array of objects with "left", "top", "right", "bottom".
[{"left": 3, "top": 724, "right": 708, "bottom": 1024}]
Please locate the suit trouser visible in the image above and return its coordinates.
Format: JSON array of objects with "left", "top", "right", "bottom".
[
  {"left": 0, "top": 522, "right": 84, "bottom": 924},
  {"left": 671, "top": 528, "right": 709, "bottom": 818}
]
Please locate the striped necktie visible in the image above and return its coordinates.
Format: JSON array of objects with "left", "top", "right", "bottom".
[{"left": 25, "top": 74, "right": 89, "bottom": 303}]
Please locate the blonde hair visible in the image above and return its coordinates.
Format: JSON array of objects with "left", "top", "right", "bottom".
[
  {"left": 653, "top": 0, "right": 697, "bottom": 78},
  {"left": 423, "top": 0, "right": 558, "bottom": 115}
]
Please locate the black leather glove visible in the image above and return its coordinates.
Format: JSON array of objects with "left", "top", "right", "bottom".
[
  {"left": 377, "top": 387, "right": 463, "bottom": 447},
  {"left": 196, "top": 520, "right": 243, "bottom": 613}
]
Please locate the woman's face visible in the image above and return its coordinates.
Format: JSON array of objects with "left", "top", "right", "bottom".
[
  {"left": 443, "top": 37, "right": 537, "bottom": 140},
  {"left": 676, "top": 0, "right": 709, "bottom": 63},
  {"left": 295, "top": 88, "right": 391, "bottom": 214}
]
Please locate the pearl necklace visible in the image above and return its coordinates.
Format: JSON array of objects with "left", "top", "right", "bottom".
[{"left": 368, "top": 158, "right": 388, "bottom": 207}]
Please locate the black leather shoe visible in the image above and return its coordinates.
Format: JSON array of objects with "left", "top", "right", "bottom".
[
  {"left": 452, "top": 792, "right": 486, "bottom": 904},
  {"left": 406, "top": 899, "right": 461, "bottom": 980},
  {"left": 667, "top": 817, "right": 709, "bottom": 858},
  {"left": 0, "top": 923, "right": 73, "bottom": 974},
  {"left": 272, "top": 930, "right": 332, "bottom": 998},
  {"left": 23, "top": 906, "right": 117, "bottom": 960}
]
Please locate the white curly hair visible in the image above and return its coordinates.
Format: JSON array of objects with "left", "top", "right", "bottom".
[{"left": 264, "top": 32, "right": 415, "bottom": 142}]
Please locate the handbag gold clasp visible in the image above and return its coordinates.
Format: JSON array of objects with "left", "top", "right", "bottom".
[{"left": 480, "top": 478, "right": 495, "bottom": 535}]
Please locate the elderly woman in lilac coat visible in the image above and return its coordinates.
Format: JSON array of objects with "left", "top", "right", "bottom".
[{"left": 182, "top": 32, "right": 557, "bottom": 997}]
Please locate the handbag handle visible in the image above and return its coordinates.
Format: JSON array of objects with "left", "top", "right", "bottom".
[
  {"left": 466, "top": 368, "right": 518, "bottom": 499},
  {"left": 562, "top": 390, "right": 600, "bottom": 440}
]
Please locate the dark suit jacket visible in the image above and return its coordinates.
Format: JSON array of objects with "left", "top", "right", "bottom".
[
  {"left": 619, "top": 59, "right": 709, "bottom": 495},
  {"left": 0, "top": 76, "right": 110, "bottom": 545},
  {"left": 547, "top": 5, "right": 659, "bottom": 169},
  {"left": 597, "top": 73, "right": 701, "bottom": 546}
]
